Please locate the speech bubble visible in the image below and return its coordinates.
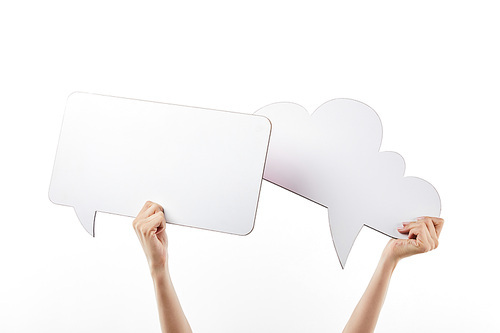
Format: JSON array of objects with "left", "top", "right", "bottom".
[
  {"left": 49, "top": 92, "right": 271, "bottom": 236},
  {"left": 255, "top": 99, "right": 441, "bottom": 268}
]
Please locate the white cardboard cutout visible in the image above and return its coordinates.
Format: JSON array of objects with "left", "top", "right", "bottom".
[
  {"left": 255, "top": 99, "right": 441, "bottom": 268},
  {"left": 49, "top": 92, "right": 271, "bottom": 236}
]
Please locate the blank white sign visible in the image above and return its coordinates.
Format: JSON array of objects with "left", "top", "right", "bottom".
[
  {"left": 49, "top": 92, "right": 271, "bottom": 236},
  {"left": 256, "top": 99, "right": 441, "bottom": 268}
]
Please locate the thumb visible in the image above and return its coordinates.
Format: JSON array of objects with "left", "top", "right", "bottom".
[{"left": 391, "top": 238, "right": 421, "bottom": 260}]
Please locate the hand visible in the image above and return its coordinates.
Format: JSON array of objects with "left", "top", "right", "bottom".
[
  {"left": 383, "top": 216, "right": 445, "bottom": 265},
  {"left": 343, "top": 217, "right": 444, "bottom": 333},
  {"left": 133, "top": 201, "right": 168, "bottom": 273}
]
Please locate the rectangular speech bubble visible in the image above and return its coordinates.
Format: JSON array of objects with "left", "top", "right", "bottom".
[{"left": 49, "top": 92, "right": 271, "bottom": 236}]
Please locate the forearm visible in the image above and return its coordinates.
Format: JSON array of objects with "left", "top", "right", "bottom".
[
  {"left": 343, "top": 256, "right": 398, "bottom": 333},
  {"left": 152, "top": 267, "right": 192, "bottom": 333}
]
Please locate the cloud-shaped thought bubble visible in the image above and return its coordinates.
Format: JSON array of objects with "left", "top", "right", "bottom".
[
  {"left": 255, "top": 99, "right": 441, "bottom": 268},
  {"left": 49, "top": 92, "right": 271, "bottom": 236}
]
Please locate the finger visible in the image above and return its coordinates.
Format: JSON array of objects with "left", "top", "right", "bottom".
[
  {"left": 410, "top": 223, "right": 433, "bottom": 252},
  {"left": 144, "top": 202, "right": 164, "bottom": 217},
  {"left": 397, "top": 221, "right": 420, "bottom": 234},
  {"left": 421, "top": 218, "right": 439, "bottom": 249},
  {"left": 156, "top": 219, "right": 166, "bottom": 234},
  {"left": 417, "top": 216, "right": 444, "bottom": 233},
  {"left": 397, "top": 221, "right": 413, "bottom": 234},
  {"left": 153, "top": 212, "right": 167, "bottom": 234},
  {"left": 136, "top": 210, "right": 163, "bottom": 235},
  {"left": 136, "top": 201, "right": 154, "bottom": 218},
  {"left": 145, "top": 211, "right": 167, "bottom": 234},
  {"left": 133, "top": 201, "right": 152, "bottom": 231},
  {"left": 431, "top": 217, "right": 445, "bottom": 238}
]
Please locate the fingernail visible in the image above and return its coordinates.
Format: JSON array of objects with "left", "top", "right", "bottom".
[
  {"left": 417, "top": 216, "right": 425, "bottom": 220},
  {"left": 402, "top": 222, "right": 410, "bottom": 226}
]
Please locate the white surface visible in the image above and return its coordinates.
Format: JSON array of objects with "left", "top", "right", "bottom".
[
  {"left": 256, "top": 99, "right": 441, "bottom": 267},
  {"left": 1, "top": 1, "right": 499, "bottom": 332},
  {"left": 49, "top": 92, "right": 271, "bottom": 236}
]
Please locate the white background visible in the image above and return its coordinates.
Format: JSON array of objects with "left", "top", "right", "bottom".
[{"left": 1, "top": 1, "right": 498, "bottom": 332}]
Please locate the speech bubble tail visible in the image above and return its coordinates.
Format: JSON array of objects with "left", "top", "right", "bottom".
[
  {"left": 73, "top": 207, "right": 96, "bottom": 237},
  {"left": 328, "top": 211, "right": 362, "bottom": 269}
]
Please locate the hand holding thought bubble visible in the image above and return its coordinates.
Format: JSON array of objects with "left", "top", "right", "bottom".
[
  {"left": 255, "top": 99, "right": 441, "bottom": 268},
  {"left": 49, "top": 92, "right": 271, "bottom": 236}
]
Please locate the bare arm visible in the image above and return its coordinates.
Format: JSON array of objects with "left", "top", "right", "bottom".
[
  {"left": 133, "top": 201, "right": 192, "bottom": 333},
  {"left": 343, "top": 216, "right": 445, "bottom": 333}
]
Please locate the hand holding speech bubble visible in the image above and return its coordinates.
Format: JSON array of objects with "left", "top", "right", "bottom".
[
  {"left": 255, "top": 99, "right": 441, "bottom": 268},
  {"left": 49, "top": 92, "right": 271, "bottom": 236}
]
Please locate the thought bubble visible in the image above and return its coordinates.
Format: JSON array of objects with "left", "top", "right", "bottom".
[
  {"left": 255, "top": 99, "right": 441, "bottom": 268},
  {"left": 49, "top": 92, "right": 271, "bottom": 236}
]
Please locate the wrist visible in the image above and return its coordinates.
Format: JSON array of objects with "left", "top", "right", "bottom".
[
  {"left": 381, "top": 255, "right": 398, "bottom": 272},
  {"left": 150, "top": 262, "right": 169, "bottom": 279},
  {"left": 150, "top": 266, "right": 173, "bottom": 294},
  {"left": 380, "top": 249, "right": 399, "bottom": 273}
]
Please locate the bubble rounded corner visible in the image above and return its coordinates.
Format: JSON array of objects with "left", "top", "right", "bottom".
[
  {"left": 235, "top": 221, "right": 256, "bottom": 237},
  {"left": 252, "top": 114, "right": 272, "bottom": 133},
  {"left": 47, "top": 187, "right": 57, "bottom": 205},
  {"left": 65, "top": 91, "right": 95, "bottom": 108},
  {"left": 66, "top": 91, "right": 84, "bottom": 102},
  {"left": 403, "top": 175, "right": 442, "bottom": 217},
  {"left": 254, "top": 101, "right": 307, "bottom": 117}
]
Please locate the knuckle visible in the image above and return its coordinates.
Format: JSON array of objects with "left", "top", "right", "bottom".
[
  {"left": 141, "top": 225, "right": 150, "bottom": 234},
  {"left": 419, "top": 242, "right": 430, "bottom": 252},
  {"left": 138, "top": 222, "right": 148, "bottom": 232}
]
